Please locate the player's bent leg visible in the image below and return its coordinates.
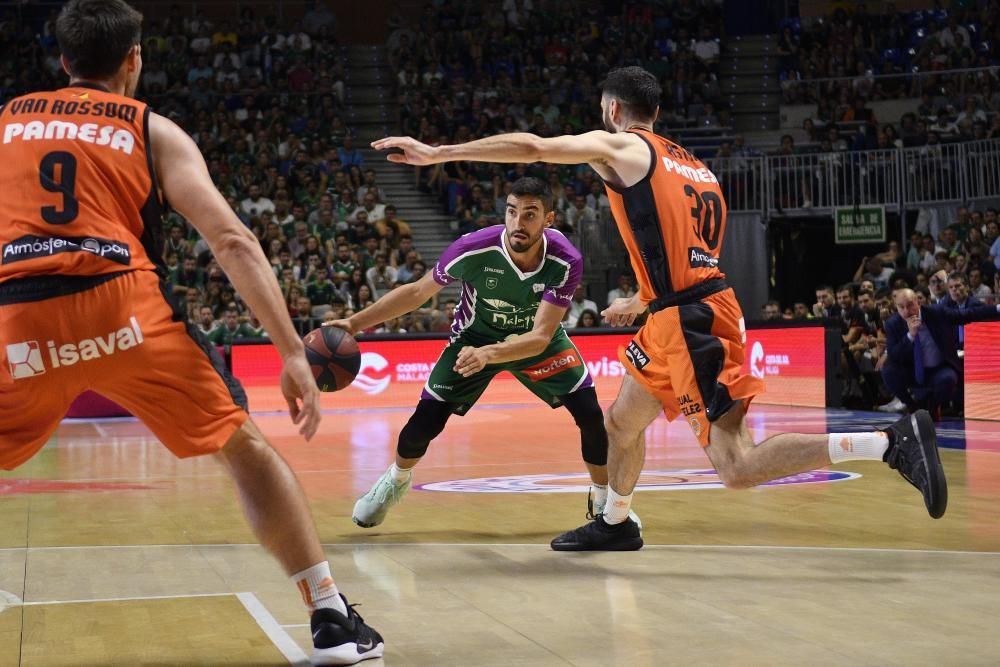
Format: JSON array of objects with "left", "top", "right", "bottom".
[
  {"left": 705, "top": 403, "right": 831, "bottom": 489},
  {"left": 559, "top": 387, "right": 644, "bottom": 529},
  {"left": 352, "top": 399, "right": 455, "bottom": 528},
  {"left": 216, "top": 421, "right": 384, "bottom": 665},
  {"left": 550, "top": 376, "right": 662, "bottom": 552},
  {"left": 559, "top": 387, "right": 609, "bottom": 483},
  {"left": 216, "top": 419, "right": 325, "bottom": 574},
  {"left": 605, "top": 375, "right": 664, "bottom": 499},
  {"left": 705, "top": 404, "right": 947, "bottom": 518},
  {"left": 558, "top": 387, "right": 610, "bottom": 515}
]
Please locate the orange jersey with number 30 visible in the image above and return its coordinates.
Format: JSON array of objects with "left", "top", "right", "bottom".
[
  {"left": 604, "top": 129, "right": 727, "bottom": 304},
  {"left": 0, "top": 84, "right": 162, "bottom": 283}
]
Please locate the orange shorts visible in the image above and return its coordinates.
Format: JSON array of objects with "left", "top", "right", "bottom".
[
  {"left": 620, "top": 288, "right": 764, "bottom": 446},
  {"left": 0, "top": 270, "right": 248, "bottom": 470}
]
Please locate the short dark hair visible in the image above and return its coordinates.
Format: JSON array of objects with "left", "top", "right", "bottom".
[
  {"left": 836, "top": 283, "right": 855, "bottom": 296},
  {"left": 510, "top": 177, "right": 554, "bottom": 212},
  {"left": 947, "top": 272, "right": 968, "bottom": 285},
  {"left": 600, "top": 66, "right": 661, "bottom": 120},
  {"left": 56, "top": 0, "right": 143, "bottom": 80}
]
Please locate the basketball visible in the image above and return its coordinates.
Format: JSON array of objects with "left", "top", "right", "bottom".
[{"left": 303, "top": 326, "right": 361, "bottom": 392}]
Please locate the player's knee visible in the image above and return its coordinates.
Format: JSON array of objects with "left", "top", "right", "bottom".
[
  {"left": 396, "top": 400, "right": 453, "bottom": 459},
  {"left": 714, "top": 459, "right": 755, "bottom": 490},
  {"left": 563, "top": 389, "right": 605, "bottom": 429},
  {"left": 605, "top": 408, "right": 640, "bottom": 445},
  {"left": 217, "top": 420, "right": 272, "bottom": 467}
]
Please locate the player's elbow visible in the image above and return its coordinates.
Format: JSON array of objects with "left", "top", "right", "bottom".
[
  {"left": 525, "top": 134, "right": 547, "bottom": 162},
  {"left": 212, "top": 229, "right": 261, "bottom": 263},
  {"left": 525, "top": 332, "right": 551, "bottom": 357}
]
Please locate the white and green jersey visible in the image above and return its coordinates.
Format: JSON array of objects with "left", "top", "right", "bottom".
[{"left": 432, "top": 225, "right": 583, "bottom": 345}]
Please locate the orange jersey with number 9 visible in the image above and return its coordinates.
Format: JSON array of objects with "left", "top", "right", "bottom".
[
  {"left": 603, "top": 129, "right": 727, "bottom": 304},
  {"left": 0, "top": 84, "right": 162, "bottom": 283}
]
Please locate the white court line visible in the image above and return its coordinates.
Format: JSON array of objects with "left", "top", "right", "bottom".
[
  {"left": 0, "top": 589, "right": 309, "bottom": 666},
  {"left": 19, "top": 591, "right": 234, "bottom": 607},
  {"left": 0, "top": 542, "right": 998, "bottom": 556},
  {"left": 237, "top": 592, "right": 310, "bottom": 666}
]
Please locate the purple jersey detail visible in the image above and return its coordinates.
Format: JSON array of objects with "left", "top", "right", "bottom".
[
  {"left": 540, "top": 229, "right": 582, "bottom": 307},
  {"left": 432, "top": 227, "right": 504, "bottom": 286}
]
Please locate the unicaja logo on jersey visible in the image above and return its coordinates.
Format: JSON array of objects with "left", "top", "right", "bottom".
[
  {"left": 353, "top": 352, "right": 391, "bottom": 395},
  {"left": 750, "top": 341, "right": 765, "bottom": 379}
]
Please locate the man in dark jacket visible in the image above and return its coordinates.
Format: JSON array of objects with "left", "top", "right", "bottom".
[
  {"left": 936, "top": 272, "right": 982, "bottom": 350},
  {"left": 882, "top": 288, "right": 1000, "bottom": 417}
]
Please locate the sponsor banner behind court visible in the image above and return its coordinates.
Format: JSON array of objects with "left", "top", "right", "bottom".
[
  {"left": 964, "top": 322, "right": 1000, "bottom": 421},
  {"left": 232, "top": 335, "right": 636, "bottom": 411},
  {"left": 740, "top": 327, "right": 826, "bottom": 408},
  {"left": 232, "top": 326, "right": 828, "bottom": 412}
]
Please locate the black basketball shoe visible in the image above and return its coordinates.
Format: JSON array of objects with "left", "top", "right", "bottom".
[
  {"left": 551, "top": 514, "right": 644, "bottom": 551},
  {"left": 884, "top": 409, "right": 948, "bottom": 519},
  {"left": 311, "top": 595, "right": 384, "bottom": 665}
]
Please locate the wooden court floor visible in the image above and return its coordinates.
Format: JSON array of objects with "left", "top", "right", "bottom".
[{"left": 1, "top": 403, "right": 999, "bottom": 665}]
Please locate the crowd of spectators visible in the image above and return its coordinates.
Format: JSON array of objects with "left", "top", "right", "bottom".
[
  {"left": 1, "top": 1, "right": 730, "bottom": 340},
  {"left": 387, "top": 0, "right": 725, "bottom": 238},
  {"left": 770, "top": 4, "right": 1000, "bottom": 156},
  {"left": 759, "top": 204, "right": 1000, "bottom": 414},
  {"left": 779, "top": 5, "right": 999, "bottom": 104},
  {"left": 1, "top": 3, "right": 467, "bottom": 339}
]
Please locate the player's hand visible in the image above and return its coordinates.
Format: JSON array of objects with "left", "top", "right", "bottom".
[
  {"left": 323, "top": 317, "right": 357, "bottom": 336},
  {"left": 454, "top": 345, "right": 493, "bottom": 377},
  {"left": 280, "top": 353, "right": 321, "bottom": 441},
  {"left": 907, "top": 316, "right": 922, "bottom": 338},
  {"left": 601, "top": 297, "right": 646, "bottom": 327},
  {"left": 370, "top": 136, "right": 442, "bottom": 166}
]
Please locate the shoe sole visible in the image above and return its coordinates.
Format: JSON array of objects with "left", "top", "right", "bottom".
[
  {"left": 551, "top": 536, "right": 644, "bottom": 552},
  {"left": 911, "top": 410, "right": 948, "bottom": 519},
  {"left": 351, "top": 516, "right": 380, "bottom": 529},
  {"left": 312, "top": 640, "right": 384, "bottom": 665}
]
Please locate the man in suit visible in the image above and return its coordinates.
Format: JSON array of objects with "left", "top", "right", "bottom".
[
  {"left": 936, "top": 272, "right": 982, "bottom": 349},
  {"left": 881, "top": 288, "right": 1000, "bottom": 418}
]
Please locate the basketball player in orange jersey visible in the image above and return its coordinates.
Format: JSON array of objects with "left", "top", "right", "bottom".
[
  {"left": 373, "top": 66, "right": 947, "bottom": 550},
  {"left": 0, "top": 1, "right": 381, "bottom": 663}
]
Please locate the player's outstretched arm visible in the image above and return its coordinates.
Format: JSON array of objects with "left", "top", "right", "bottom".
[
  {"left": 327, "top": 272, "right": 443, "bottom": 336},
  {"left": 372, "top": 131, "right": 633, "bottom": 167},
  {"left": 149, "top": 113, "right": 319, "bottom": 440},
  {"left": 453, "top": 300, "right": 567, "bottom": 377}
]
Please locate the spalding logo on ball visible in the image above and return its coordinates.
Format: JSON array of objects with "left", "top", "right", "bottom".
[{"left": 303, "top": 326, "right": 362, "bottom": 392}]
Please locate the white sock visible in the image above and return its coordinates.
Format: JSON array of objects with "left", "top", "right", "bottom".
[
  {"left": 828, "top": 432, "right": 890, "bottom": 464},
  {"left": 292, "top": 561, "right": 347, "bottom": 614},
  {"left": 389, "top": 462, "right": 412, "bottom": 484},
  {"left": 590, "top": 483, "right": 608, "bottom": 510},
  {"left": 603, "top": 488, "right": 633, "bottom": 525}
]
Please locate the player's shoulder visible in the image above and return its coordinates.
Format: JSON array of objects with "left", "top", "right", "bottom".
[
  {"left": 543, "top": 227, "right": 582, "bottom": 265},
  {"left": 449, "top": 225, "right": 504, "bottom": 254},
  {"left": 439, "top": 225, "right": 503, "bottom": 266}
]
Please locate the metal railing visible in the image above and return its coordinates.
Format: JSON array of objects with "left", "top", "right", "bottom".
[
  {"left": 711, "top": 138, "right": 1000, "bottom": 215},
  {"left": 780, "top": 66, "right": 1000, "bottom": 102}
]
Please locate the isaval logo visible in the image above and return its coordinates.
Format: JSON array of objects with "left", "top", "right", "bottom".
[
  {"left": 353, "top": 352, "right": 391, "bottom": 395},
  {"left": 6, "top": 341, "right": 45, "bottom": 379},
  {"left": 6, "top": 316, "right": 144, "bottom": 380}
]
